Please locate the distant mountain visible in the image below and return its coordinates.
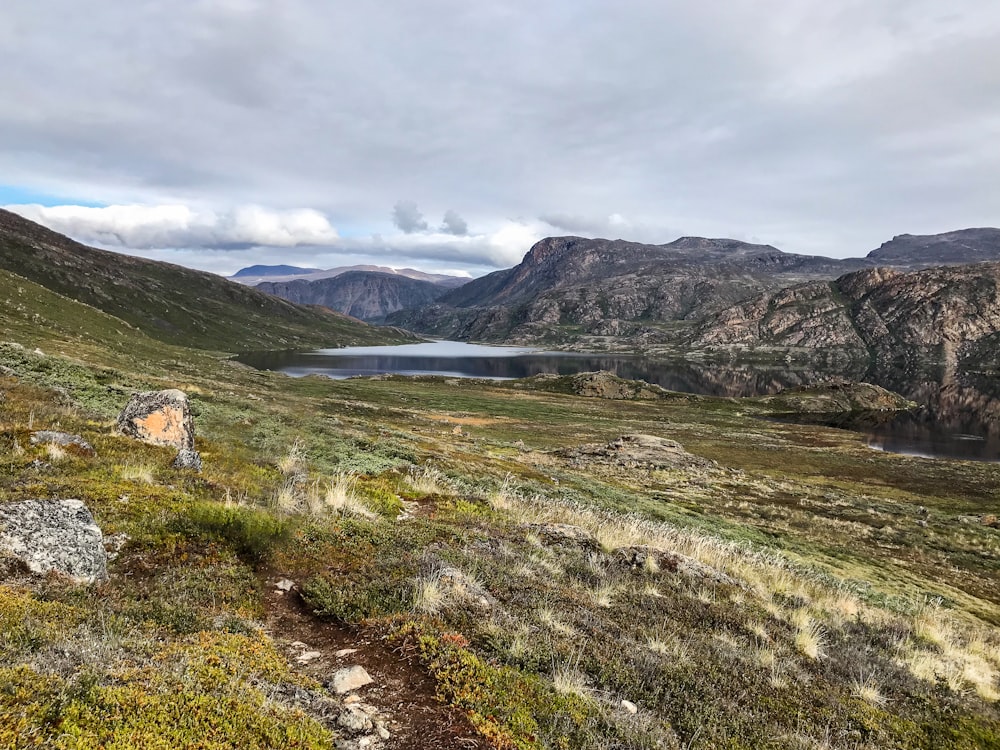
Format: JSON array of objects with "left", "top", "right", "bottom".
[
  {"left": 256, "top": 271, "right": 450, "bottom": 322},
  {"left": 389, "top": 236, "right": 871, "bottom": 343},
  {"left": 0, "top": 209, "right": 412, "bottom": 351},
  {"left": 231, "top": 264, "right": 321, "bottom": 278},
  {"left": 867, "top": 228, "right": 1000, "bottom": 267},
  {"left": 232, "top": 264, "right": 469, "bottom": 288}
]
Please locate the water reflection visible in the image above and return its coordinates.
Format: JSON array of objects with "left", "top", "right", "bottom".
[{"left": 235, "top": 342, "right": 1000, "bottom": 461}]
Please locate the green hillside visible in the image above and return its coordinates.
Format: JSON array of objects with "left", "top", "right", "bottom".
[{"left": 0, "top": 209, "right": 413, "bottom": 351}]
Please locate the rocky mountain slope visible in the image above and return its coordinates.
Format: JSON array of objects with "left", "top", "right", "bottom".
[
  {"left": 693, "top": 263, "right": 1000, "bottom": 365},
  {"left": 256, "top": 271, "right": 449, "bottom": 322},
  {"left": 0, "top": 209, "right": 411, "bottom": 351},
  {"left": 388, "top": 235, "right": 871, "bottom": 343},
  {"left": 231, "top": 264, "right": 321, "bottom": 278},
  {"left": 868, "top": 228, "right": 1000, "bottom": 268}
]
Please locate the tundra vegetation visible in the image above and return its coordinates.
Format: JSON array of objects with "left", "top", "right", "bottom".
[{"left": 0, "top": 265, "right": 998, "bottom": 749}]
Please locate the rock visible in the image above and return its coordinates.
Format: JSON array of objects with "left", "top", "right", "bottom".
[
  {"left": 981, "top": 514, "right": 999, "bottom": 529},
  {"left": 621, "top": 699, "right": 638, "bottom": 714},
  {"left": 330, "top": 665, "right": 373, "bottom": 694},
  {"left": 528, "top": 523, "right": 599, "bottom": 549},
  {"left": 569, "top": 371, "right": 665, "bottom": 400},
  {"left": 558, "top": 434, "right": 715, "bottom": 470},
  {"left": 171, "top": 448, "right": 202, "bottom": 471},
  {"left": 30, "top": 431, "right": 95, "bottom": 456},
  {"left": 336, "top": 648, "right": 359, "bottom": 658},
  {"left": 275, "top": 578, "right": 296, "bottom": 592},
  {"left": 437, "top": 566, "right": 494, "bottom": 609},
  {"left": 116, "top": 389, "right": 195, "bottom": 450},
  {"left": 0, "top": 499, "right": 107, "bottom": 583},
  {"left": 337, "top": 705, "right": 374, "bottom": 732},
  {"left": 296, "top": 651, "right": 322, "bottom": 664}
]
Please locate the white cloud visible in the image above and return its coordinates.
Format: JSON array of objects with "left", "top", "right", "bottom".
[{"left": 5, "top": 204, "right": 339, "bottom": 249}]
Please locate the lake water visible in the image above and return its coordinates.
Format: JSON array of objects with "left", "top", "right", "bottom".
[{"left": 236, "top": 341, "right": 1000, "bottom": 462}]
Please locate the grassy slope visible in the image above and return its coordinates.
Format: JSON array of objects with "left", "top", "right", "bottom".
[
  {"left": 0, "top": 281, "right": 998, "bottom": 748},
  {"left": 0, "top": 209, "right": 413, "bottom": 351}
]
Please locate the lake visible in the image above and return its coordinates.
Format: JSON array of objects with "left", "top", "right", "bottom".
[{"left": 236, "top": 341, "right": 1000, "bottom": 462}]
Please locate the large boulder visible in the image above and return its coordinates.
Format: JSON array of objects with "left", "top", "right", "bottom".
[
  {"left": 558, "top": 434, "right": 715, "bottom": 470},
  {"left": 0, "top": 499, "right": 108, "bottom": 584},
  {"left": 116, "top": 389, "right": 195, "bottom": 450}
]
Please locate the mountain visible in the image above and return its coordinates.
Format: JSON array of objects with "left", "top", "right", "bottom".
[
  {"left": 693, "top": 263, "right": 1000, "bottom": 365},
  {"left": 388, "top": 236, "right": 871, "bottom": 343},
  {"left": 232, "top": 263, "right": 469, "bottom": 288},
  {"left": 256, "top": 271, "right": 449, "bottom": 322},
  {"left": 867, "top": 228, "right": 1000, "bottom": 267},
  {"left": 0, "top": 209, "right": 412, "bottom": 351},
  {"left": 231, "top": 264, "right": 321, "bottom": 278}
]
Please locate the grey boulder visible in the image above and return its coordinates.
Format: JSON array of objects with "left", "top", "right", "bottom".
[{"left": 0, "top": 499, "right": 108, "bottom": 584}]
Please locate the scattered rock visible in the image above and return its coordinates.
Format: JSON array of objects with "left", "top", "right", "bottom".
[
  {"left": 30, "top": 431, "right": 95, "bottom": 456},
  {"left": 0, "top": 499, "right": 107, "bottom": 584},
  {"left": 451, "top": 425, "right": 463, "bottom": 435},
  {"left": 336, "top": 648, "right": 359, "bottom": 658},
  {"left": 275, "top": 578, "right": 296, "bottom": 592},
  {"left": 330, "top": 665, "right": 374, "bottom": 694},
  {"left": 171, "top": 448, "right": 203, "bottom": 472},
  {"left": 559, "top": 434, "right": 715, "bottom": 470},
  {"left": 616, "top": 546, "right": 738, "bottom": 586},
  {"left": 296, "top": 651, "right": 322, "bottom": 664},
  {"left": 338, "top": 705, "right": 373, "bottom": 733},
  {"left": 103, "top": 532, "right": 130, "bottom": 561},
  {"left": 116, "top": 389, "right": 195, "bottom": 450},
  {"left": 621, "top": 699, "right": 638, "bottom": 714},
  {"left": 981, "top": 514, "right": 999, "bottom": 529}
]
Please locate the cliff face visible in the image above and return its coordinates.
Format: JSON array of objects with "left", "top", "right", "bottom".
[
  {"left": 692, "top": 263, "right": 1000, "bottom": 364},
  {"left": 256, "top": 271, "right": 448, "bottom": 322}
]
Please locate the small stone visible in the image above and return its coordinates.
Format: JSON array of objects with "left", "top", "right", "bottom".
[
  {"left": 336, "top": 648, "right": 359, "bottom": 658},
  {"left": 621, "top": 699, "right": 638, "bottom": 714},
  {"left": 331, "top": 665, "right": 373, "bottom": 694},
  {"left": 375, "top": 721, "right": 390, "bottom": 740},
  {"left": 275, "top": 578, "right": 295, "bottom": 592},
  {"left": 296, "top": 651, "right": 322, "bottom": 664},
  {"left": 344, "top": 694, "right": 362, "bottom": 705},
  {"left": 289, "top": 640, "right": 308, "bottom": 649},
  {"left": 337, "top": 705, "right": 373, "bottom": 733}
]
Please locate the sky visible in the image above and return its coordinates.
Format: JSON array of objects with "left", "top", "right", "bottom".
[{"left": 1, "top": 0, "right": 998, "bottom": 277}]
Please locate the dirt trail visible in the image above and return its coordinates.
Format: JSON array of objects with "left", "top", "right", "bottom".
[{"left": 265, "top": 584, "right": 488, "bottom": 750}]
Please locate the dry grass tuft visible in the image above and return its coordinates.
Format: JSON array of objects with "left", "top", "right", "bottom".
[
  {"left": 120, "top": 463, "right": 156, "bottom": 484},
  {"left": 551, "top": 664, "right": 590, "bottom": 699},
  {"left": 413, "top": 573, "right": 446, "bottom": 615},
  {"left": 851, "top": 670, "right": 888, "bottom": 706}
]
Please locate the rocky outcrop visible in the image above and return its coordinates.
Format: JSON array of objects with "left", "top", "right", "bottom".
[
  {"left": 0, "top": 499, "right": 107, "bottom": 583},
  {"left": 117, "top": 389, "right": 195, "bottom": 450},
  {"left": 256, "top": 271, "right": 449, "bottom": 322},
  {"left": 30, "top": 430, "right": 95, "bottom": 456},
  {"left": 558, "top": 434, "right": 715, "bottom": 470},
  {"left": 761, "top": 380, "right": 916, "bottom": 414}
]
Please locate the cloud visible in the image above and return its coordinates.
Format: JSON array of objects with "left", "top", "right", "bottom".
[
  {"left": 0, "top": 1, "right": 997, "bottom": 266},
  {"left": 6, "top": 204, "right": 339, "bottom": 249},
  {"left": 440, "top": 209, "right": 468, "bottom": 236},
  {"left": 392, "top": 200, "right": 428, "bottom": 233}
]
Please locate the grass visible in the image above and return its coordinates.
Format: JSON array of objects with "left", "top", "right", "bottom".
[{"left": 0, "top": 284, "right": 999, "bottom": 747}]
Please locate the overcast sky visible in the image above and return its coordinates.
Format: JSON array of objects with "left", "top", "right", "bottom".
[{"left": 2, "top": 1, "right": 998, "bottom": 276}]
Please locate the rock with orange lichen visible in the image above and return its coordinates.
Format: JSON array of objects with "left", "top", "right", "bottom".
[{"left": 116, "top": 389, "right": 196, "bottom": 450}]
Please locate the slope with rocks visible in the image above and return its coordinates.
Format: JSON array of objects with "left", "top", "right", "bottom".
[
  {"left": 0, "top": 209, "right": 411, "bottom": 351},
  {"left": 693, "top": 263, "right": 1000, "bottom": 365},
  {"left": 257, "top": 271, "right": 449, "bottom": 322}
]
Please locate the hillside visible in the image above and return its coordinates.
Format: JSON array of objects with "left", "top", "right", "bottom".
[
  {"left": 0, "top": 209, "right": 412, "bottom": 351},
  {"left": 693, "top": 263, "right": 1000, "bottom": 366},
  {"left": 256, "top": 271, "right": 449, "bottom": 322},
  {"left": 233, "top": 263, "right": 469, "bottom": 288},
  {"left": 231, "top": 264, "right": 322, "bottom": 278}
]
